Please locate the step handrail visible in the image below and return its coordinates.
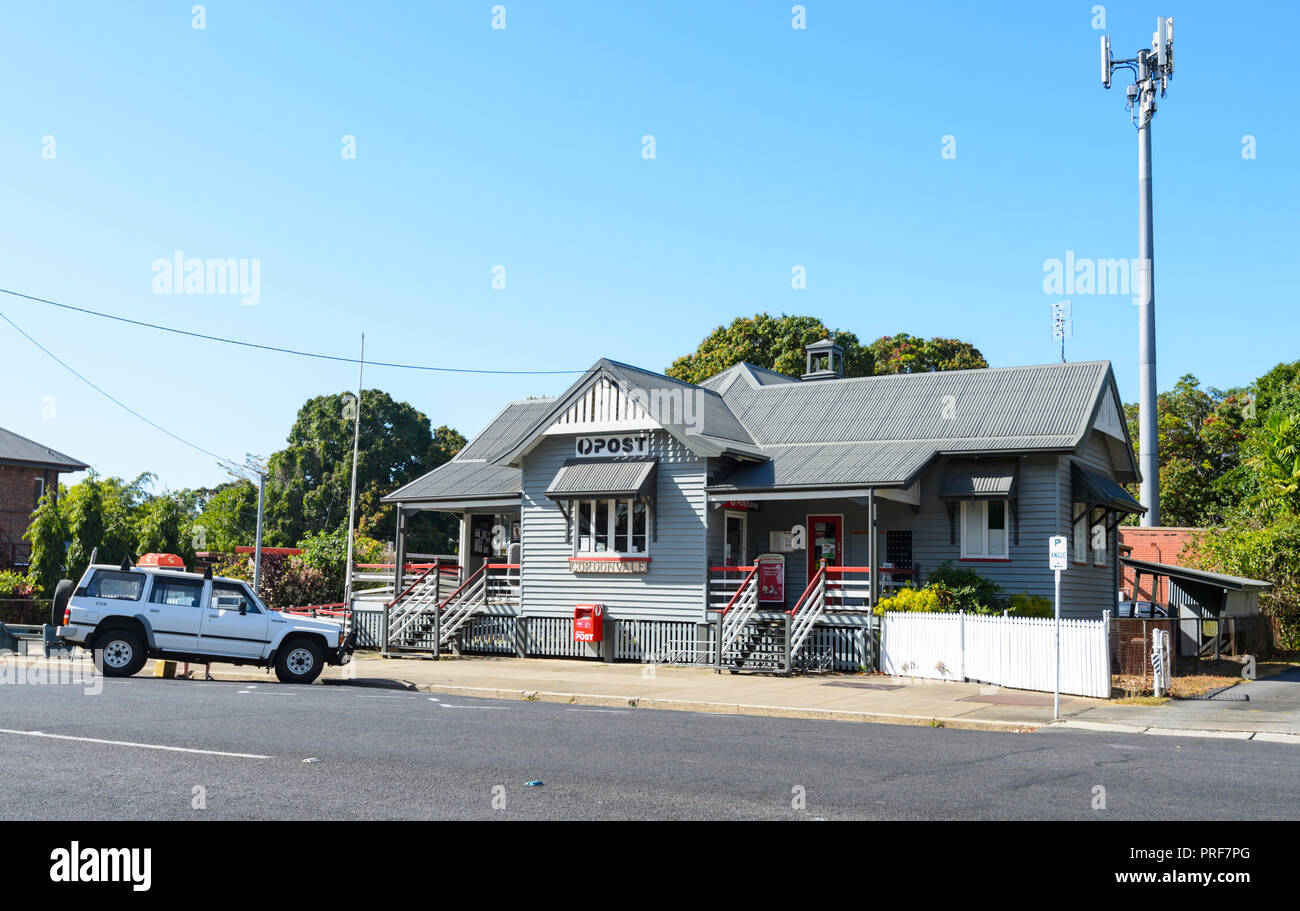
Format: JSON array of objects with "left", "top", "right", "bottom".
[
  {"left": 718, "top": 566, "right": 758, "bottom": 615},
  {"left": 386, "top": 562, "right": 442, "bottom": 608}
]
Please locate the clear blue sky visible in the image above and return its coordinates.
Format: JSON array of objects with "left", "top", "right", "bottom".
[{"left": 1, "top": 1, "right": 1295, "bottom": 492}]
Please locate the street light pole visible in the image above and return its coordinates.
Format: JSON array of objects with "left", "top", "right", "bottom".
[{"left": 343, "top": 333, "right": 365, "bottom": 607}]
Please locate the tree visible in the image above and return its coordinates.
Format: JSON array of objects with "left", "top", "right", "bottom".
[
  {"left": 666, "top": 314, "right": 873, "bottom": 383},
  {"left": 192, "top": 481, "right": 259, "bottom": 553},
  {"left": 135, "top": 494, "right": 196, "bottom": 566},
  {"left": 866, "top": 334, "right": 988, "bottom": 374},
  {"left": 64, "top": 473, "right": 137, "bottom": 581},
  {"left": 1122, "top": 374, "right": 1249, "bottom": 527},
  {"left": 24, "top": 490, "right": 67, "bottom": 596},
  {"left": 263, "top": 390, "right": 464, "bottom": 546}
]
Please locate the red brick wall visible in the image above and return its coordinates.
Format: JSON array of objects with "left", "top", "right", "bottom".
[
  {"left": 1118, "top": 527, "right": 1198, "bottom": 604},
  {"left": 0, "top": 464, "right": 54, "bottom": 568}
]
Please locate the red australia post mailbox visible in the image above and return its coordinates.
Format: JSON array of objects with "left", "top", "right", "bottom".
[{"left": 574, "top": 604, "right": 605, "bottom": 642}]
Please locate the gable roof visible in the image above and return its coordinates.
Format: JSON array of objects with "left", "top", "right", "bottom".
[
  {"left": 381, "top": 398, "right": 554, "bottom": 505},
  {"left": 0, "top": 426, "right": 88, "bottom": 471},
  {"left": 697, "top": 362, "right": 799, "bottom": 395},
  {"left": 489, "top": 359, "right": 768, "bottom": 466},
  {"left": 710, "top": 361, "right": 1131, "bottom": 492}
]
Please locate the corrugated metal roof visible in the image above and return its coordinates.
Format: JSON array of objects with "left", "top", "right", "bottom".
[
  {"left": 1072, "top": 461, "right": 1146, "bottom": 514},
  {"left": 545, "top": 458, "right": 658, "bottom": 499},
  {"left": 938, "top": 459, "right": 1019, "bottom": 498},
  {"left": 382, "top": 399, "right": 554, "bottom": 504},
  {"left": 719, "top": 361, "right": 1110, "bottom": 447},
  {"left": 1121, "top": 557, "right": 1272, "bottom": 592},
  {"left": 698, "top": 362, "right": 800, "bottom": 394},
  {"left": 708, "top": 441, "right": 937, "bottom": 491},
  {"left": 0, "top": 426, "right": 87, "bottom": 471}
]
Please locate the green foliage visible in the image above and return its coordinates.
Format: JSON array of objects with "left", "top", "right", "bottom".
[
  {"left": 1245, "top": 407, "right": 1300, "bottom": 515},
  {"left": 924, "top": 562, "right": 1004, "bottom": 613},
  {"left": 0, "top": 570, "right": 37, "bottom": 598},
  {"left": 64, "top": 472, "right": 138, "bottom": 581},
  {"left": 135, "top": 495, "right": 196, "bottom": 567},
  {"left": 865, "top": 334, "right": 988, "bottom": 374},
  {"left": 666, "top": 313, "right": 874, "bottom": 383},
  {"left": 297, "top": 527, "right": 388, "bottom": 603},
  {"left": 192, "top": 481, "right": 259, "bottom": 553},
  {"left": 263, "top": 389, "right": 465, "bottom": 547},
  {"left": 23, "top": 491, "right": 67, "bottom": 597},
  {"left": 215, "top": 552, "right": 331, "bottom": 611},
  {"left": 1186, "top": 516, "right": 1300, "bottom": 649},
  {"left": 1122, "top": 374, "right": 1250, "bottom": 527},
  {"left": 873, "top": 586, "right": 946, "bottom": 616},
  {"left": 1008, "top": 593, "right": 1053, "bottom": 618}
]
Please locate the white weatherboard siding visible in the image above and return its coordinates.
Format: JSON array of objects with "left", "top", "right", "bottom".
[{"left": 520, "top": 431, "right": 709, "bottom": 621}]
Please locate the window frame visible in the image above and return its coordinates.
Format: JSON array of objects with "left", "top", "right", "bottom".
[
  {"left": 147, "top": 576, "right": 206, "bottom": 609},
  {"left": 959, "top": 499, "right": 1010, "bottom": 560},
  {"left": 1072, "top": 502, "right": 1089, "bottom": 564},
  {"left": 572, "top": 497, "right": 651, "bottom": 558},
  {"left": 85, "top": 569, "right": 147, "bottom": 602}
]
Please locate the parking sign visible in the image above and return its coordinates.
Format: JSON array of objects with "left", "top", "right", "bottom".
[{"left": 1049, "top": 535, "right": 1068, "bottom": 571}]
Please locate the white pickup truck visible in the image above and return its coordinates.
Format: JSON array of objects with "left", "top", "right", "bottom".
[{"left": 52, "top": 561, "right": 355, "bottom": 684}]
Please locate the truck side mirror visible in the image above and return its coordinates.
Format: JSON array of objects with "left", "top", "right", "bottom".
[{"left": 240, "top": 604, "right": 247, "bottom": 616}]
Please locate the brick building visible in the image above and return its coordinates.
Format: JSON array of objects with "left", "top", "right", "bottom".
[
  {"left": 1118, "top": 526, "right": 1197, "bottom": 603},
  {"left": 0, "top": 427, "right": 88, "bottom": 570}
]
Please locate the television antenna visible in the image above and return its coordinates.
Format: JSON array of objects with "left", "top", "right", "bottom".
[
  {"left": 1051, "top": 301, "right": 1072, "bottom": 363},
  {"left": 1101, "top": 17, "right": 1174, "bottom": 527}
]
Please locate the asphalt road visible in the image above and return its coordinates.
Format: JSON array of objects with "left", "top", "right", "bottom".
[{"left": 2, "top": 676, "right": 1298, "bottom": 820}]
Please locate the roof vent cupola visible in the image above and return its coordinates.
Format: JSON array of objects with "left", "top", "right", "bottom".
[{"left": 802, "top": 338, "right": 844, "bottom": 381}]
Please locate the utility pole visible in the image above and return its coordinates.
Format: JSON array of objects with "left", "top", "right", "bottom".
[
  {"left": 1102, "top": 18, "right": 1174, "bottom": 527},
  {"left": 252, "top": 467, "right": 266, "bottom": 594},
  {"left": 342, "top": 334, "right": 365, "bottom": 607}
]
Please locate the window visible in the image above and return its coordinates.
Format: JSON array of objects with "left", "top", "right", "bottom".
[
  {"left": 960, "top": 500, "right": 1008, "bottom": 559},
  {"left": 1091, "top": 508, "right": 1108, "bottom": 567},
  {"left": 1073, "top": 503, "right": 1088, "bottom": 563},
  {"left": 148, "top": 577, "right": 204, "bottom": 608},
  {"left": 210, "top": 581, "right": 261, "bottom": 614},
  {"left": 33, "top": 477, "right": 45, "bottom": 509},
  {"left": 573, "top": 498, "right": 649, "bottom": 556},
  {"left": 86, "top": 570, "right": 146, "bottom": 601}
]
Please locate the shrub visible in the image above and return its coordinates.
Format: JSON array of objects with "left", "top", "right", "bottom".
[
  {"left": 0, "top": 570, "right": 46, "bottom": 623},
  {"left": 924, "top": 562, "right": 1004, "bottom": 613},
  {"left": 874, "top": 586, "right": 946, "bottom": 616},
  {"left": 1008, "top": 593, "right": 1054, "bottom": 618}
]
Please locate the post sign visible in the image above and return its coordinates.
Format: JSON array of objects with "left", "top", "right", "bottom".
[
  {"left": 1048, "top": 534, "right": 1067, "bottom": 719},
  {"left": 1049, "top": 535, "right": 1068, "bottom": 571},
  {"left": 575, "top": 435, "right": 649, "bottom": 457}
]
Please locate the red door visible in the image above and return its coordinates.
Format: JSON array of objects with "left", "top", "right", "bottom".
[{"left": 807, "top": 515, "right": 843, "bottom": 579}]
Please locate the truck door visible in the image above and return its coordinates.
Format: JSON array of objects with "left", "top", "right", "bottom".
[{"left": 198, "top": 581, "right": 271, "bottom": 659}]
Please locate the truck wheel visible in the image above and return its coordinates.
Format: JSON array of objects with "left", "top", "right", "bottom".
[
  {"left": 275, "top": 639, "right": 323, "bottom": 684},
  {"left": 97, "top": 629, "right": 147, "bottom": 677},
  {"left": 51, "top": 579, "right": 74, "bottom": 626}
]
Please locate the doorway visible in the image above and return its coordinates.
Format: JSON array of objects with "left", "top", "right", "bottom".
[
  {"left": 724, "top": 510, "right": 748, "bottom": 566},
  {"left": 807, "top": 514, "right": 843, "bottom": 578}
]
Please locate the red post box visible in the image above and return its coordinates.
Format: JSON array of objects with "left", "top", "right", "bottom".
[{"left": 573, "top": 603, "right": 605, "bottom": 642}]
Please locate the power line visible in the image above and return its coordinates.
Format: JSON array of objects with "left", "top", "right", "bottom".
[
  {"left": 0, "top": 308, "right": 239, "bottom": 468},
  {"left": 0, "top": 287, "right": 586, "bottom": 375}
]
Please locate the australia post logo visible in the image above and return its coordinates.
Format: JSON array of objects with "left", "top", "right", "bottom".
[{"left": 576, "top": 435, "right": 649, "bottom": 457}]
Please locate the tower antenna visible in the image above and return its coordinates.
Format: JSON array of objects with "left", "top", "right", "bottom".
[{"left": 1101, "top": 17, "right": 1174, "bottom": 527}]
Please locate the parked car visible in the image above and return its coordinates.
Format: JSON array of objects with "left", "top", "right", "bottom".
[
  {"left": 1116, "top": 600, "right": 1171, "bottom": 619},
  {"left": 51, "top": 559, "right": 354, "bottom": 683}
]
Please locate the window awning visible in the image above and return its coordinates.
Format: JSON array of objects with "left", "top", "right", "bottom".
[
  {"left": 546, "top": 458, "right": 658, "bottom": 501},
  {"left": 938, "top": 459, "right": 1019, "bottom": 499},
  {"left": 1071, "top": 461, "right": 1146, "bottom": 515}
]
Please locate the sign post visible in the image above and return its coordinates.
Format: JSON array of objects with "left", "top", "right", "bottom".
[{"left": 1049, "top": 535, "right": 1068, "bottom": 720}]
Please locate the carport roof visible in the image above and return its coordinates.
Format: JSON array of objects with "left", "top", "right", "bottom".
[{"left": 1120, "top": 557, "right": 1273, "bottom": 592}]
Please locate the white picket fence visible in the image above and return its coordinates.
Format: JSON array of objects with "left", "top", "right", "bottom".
[{"left": 881, "top": 611, "right": 1111, "bottom": 698}]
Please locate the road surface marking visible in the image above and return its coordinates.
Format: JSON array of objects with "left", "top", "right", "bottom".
[
  {"left": 0, "top": 728, "right": 272, "bottom": 759},
  {"left": 567, "top": 708, "right": 630, "bottom": 714}
]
